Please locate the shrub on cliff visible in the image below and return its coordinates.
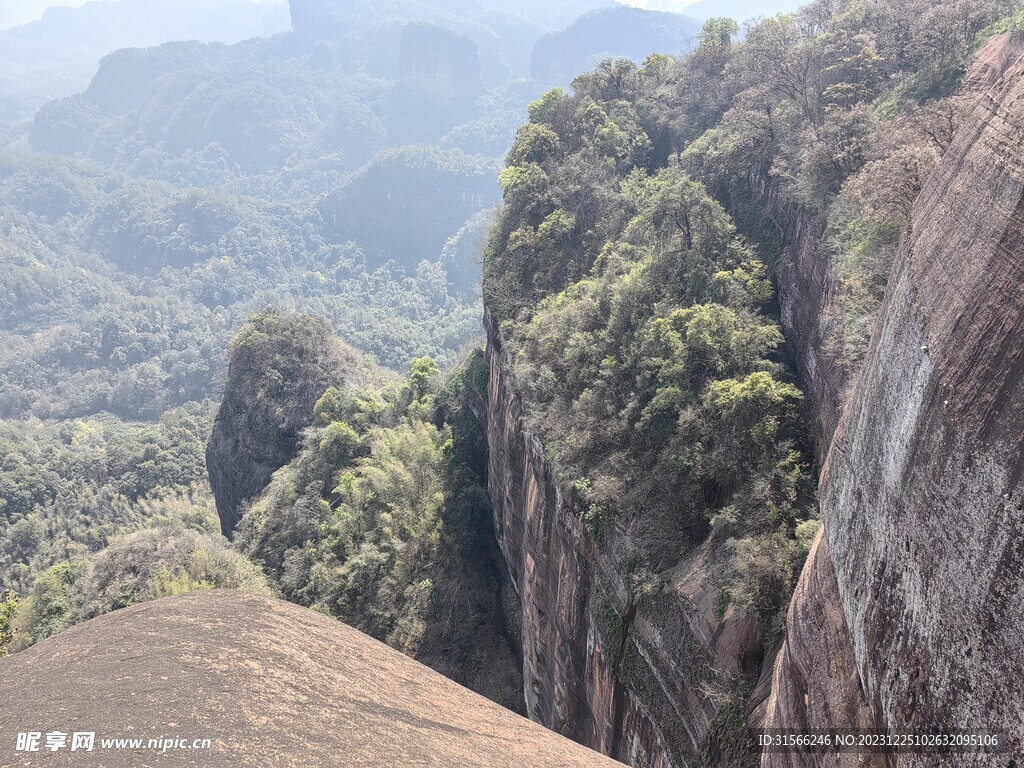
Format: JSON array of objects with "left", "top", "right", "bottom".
[
  {"left": 206, "top": 309, "right": 367, "bottom": 537},
  {"left": 485, "top": 48, "right": 819, "bottom": 636},
  {"left": 484, "top": 0, "right": 1013, "bottom": 640},
  {"left": 0, "top": 589, "right": 16, "bottom": 656},
  {"left": 235, "top": 349, "right": 523, "bottom": 711}
]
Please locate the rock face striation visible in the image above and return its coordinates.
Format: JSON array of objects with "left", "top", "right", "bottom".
[
  {"left": 0, "top": 591, "right": 625, "bottom": 767},
  {"left": 762, "top": 32, "right": 1024, "bottom": 767},
  {"left": 486, "top": 312, "right": 765, "bottom": 768}
]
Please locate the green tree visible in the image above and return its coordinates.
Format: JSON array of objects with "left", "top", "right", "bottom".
[
  {"left": 409, "top": 357, "right": 440, "bottom": 400},
  {"left": 0, "top": 590, "right": 18, "bottom": 656},
  {"left": 320, "top": 422, "right": 360, "bottom": 470},
  {"left": 313, "top": 387, "right": 345, "bottom": 425}
]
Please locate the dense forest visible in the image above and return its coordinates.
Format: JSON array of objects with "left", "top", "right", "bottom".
[
  {"left": 220, "top": 314, "right": 523, "bottom": 709},
  {"left": 0, "top": 0, "right": 714, "bottom": 675},
  {"left": 486, "top": 0, "right": 1017, "bottom": 646},
  {"left": 2, "top": 1, "right": 1021, "bottom": 757}
]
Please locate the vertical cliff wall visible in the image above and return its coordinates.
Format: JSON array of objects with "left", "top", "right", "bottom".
[
  {"left": 486, "top": 311, "right": 766, "bottom": 768},
  {"left": 763, "top": 33, "right": 1024, "bottom": 766},
  {"left": 774, "top": 206, "right": 852, "bottom": 458},
  {"left": 399, "top": 23, "right": 483, "bottom": 107}
]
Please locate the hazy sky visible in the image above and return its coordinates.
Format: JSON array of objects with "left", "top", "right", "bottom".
[
  {"left": 0, "top": 0, "right": 89, "bottom": 30},
  {"left": 0, "top": 0, "right": 279, "bottom": 30},
  {"left": 617, "top": 0, "right": 699, "bottom": 9},
  {"left": 0, "top": 0, "right": 706, "bottom": 32}
]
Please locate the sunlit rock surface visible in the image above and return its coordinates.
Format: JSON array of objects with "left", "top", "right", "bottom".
[{"left": 0, "top": 590, "right": 626, "bottom": 767}]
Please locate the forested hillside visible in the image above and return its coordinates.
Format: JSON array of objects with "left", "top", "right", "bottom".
[
  {"left": 483, "top": 0, "right": 1018, "bottom": 763},
  {"left": 489, "top": 76, "right": 819, "bottom": 628},
  {"left": 0, "top": 0, "right": 712, "bottom": 645},
  {"left": 226, "top": 324, "right": 524, "bottom": 709},
  {"left": 489, "top": 0, "right": 1014, "bottom": 631},
  {"left": 0, "top": 0, "right": 716, "bottom": 700},
  {"left": 3, "top": 1, "right": 1022, "bottom": 765}
]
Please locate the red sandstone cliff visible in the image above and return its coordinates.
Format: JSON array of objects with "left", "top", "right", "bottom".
[
  {"left": 762, "top": 32, "right": 1024, "bottom": 767},
  {"left": 486, "top": 309, "right": 765, "bottom": 767}
]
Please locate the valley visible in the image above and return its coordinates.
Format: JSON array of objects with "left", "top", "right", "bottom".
[{"left": 1, "top": 0, "right": 1023, "bottom": 766}]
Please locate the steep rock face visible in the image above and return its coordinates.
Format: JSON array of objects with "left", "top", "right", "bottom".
[
  {"left": 773, "top": 207, "right": 852, "bottom": 457},
  {"left": 820, "top": 40, "right": 1024, "bottom": 758},
  {"left": 206, "top": 311, "right": 365, "bottom": 537},
  {"left": 772, "top": 32, "right": 1024, "bottom": 461},
  {"left": 486, "top": 311, "right": 764, "bottom": 768},
  {"left": 759, "top": 532, "right": 882, "bottom": 768},
  {"left": 0, "top": 591, "right": 625, "bottom": 767},
  {"left": 399, "top": 23, "right": 483, "bottom": 107},
  {"left": 764, "top": 33, "right": 1024, "bottom": 765}
]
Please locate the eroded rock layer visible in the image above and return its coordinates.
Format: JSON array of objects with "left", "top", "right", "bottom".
[{"left": 764, "top": 33, "right": 1024, "bottom": 767}]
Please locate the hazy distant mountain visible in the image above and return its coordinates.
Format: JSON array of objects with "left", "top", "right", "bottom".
[
  {"left": 681, "top": 0, "right": 804, "bottom": 21},
  {"left": 531, "top": 5, "right": 700, "bottom": 85},
  {"left": 0, "top": 0, "right": 87, "bottom": 31},
  {"left": 0, "top": 0, "right": 290, "bottom": 121}
]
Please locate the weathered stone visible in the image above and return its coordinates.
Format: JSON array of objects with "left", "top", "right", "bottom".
[
  {"left": 0, "top": 590, "right": 624, "bottom": 767},
  {"left": 765, "top": 32, "right": 1024, "bottom": 767}
]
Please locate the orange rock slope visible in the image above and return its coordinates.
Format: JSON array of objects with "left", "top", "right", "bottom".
[{"left": 0, "top": 590, "right": 624, "bottom": 767}]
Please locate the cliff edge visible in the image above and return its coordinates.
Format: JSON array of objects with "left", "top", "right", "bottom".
[{"left": 763, "top": 33, "right": 1024, "bottom": 767}]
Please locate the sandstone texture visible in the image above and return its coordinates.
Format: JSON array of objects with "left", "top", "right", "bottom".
[
  {"left": 763, "top": 32, "right": 1024, "bottom": 768},
  {"left": 0, "top": 590, "right": 624, "bottom": 767}
]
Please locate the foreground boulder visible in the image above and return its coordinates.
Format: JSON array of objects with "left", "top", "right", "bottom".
[{"left": 0, "top": 590, "right": 624, "bottom": 767}]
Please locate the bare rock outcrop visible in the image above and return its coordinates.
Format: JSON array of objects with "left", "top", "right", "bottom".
[
  {"left": 0, "top": 590, "right": 625, "bottom": 767},
  {"left": 206, "top": 310, "right": 365, "bottom": 537},
  {"left": 763, "top": 32, "right": 1024, "bottom": 767}
]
